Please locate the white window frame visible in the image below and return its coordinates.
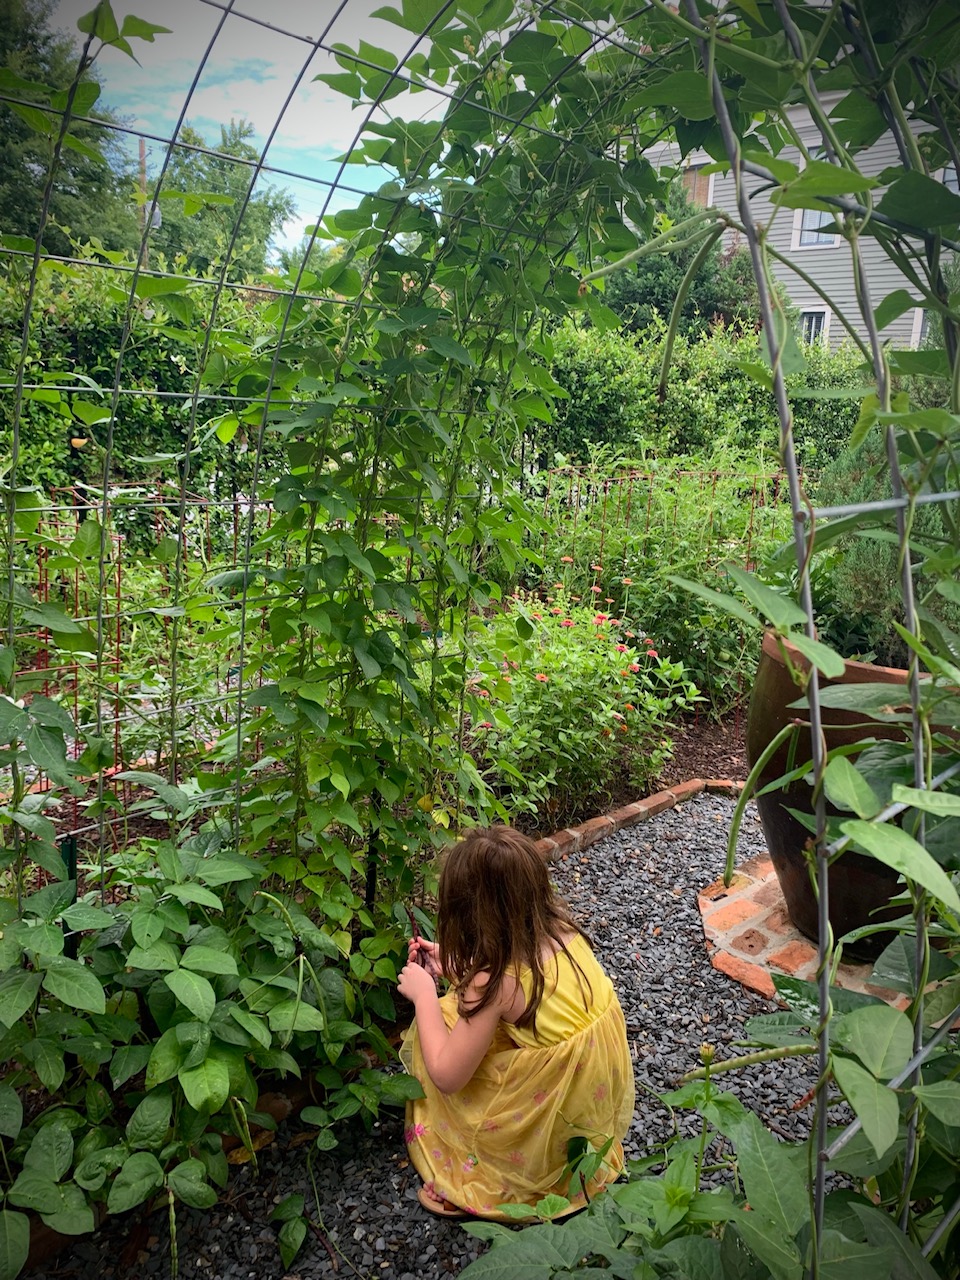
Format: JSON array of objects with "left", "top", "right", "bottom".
[
  {"left": 910, "top": 306, "right": 929, "bottom": 349},
  {"left": 790, "top": 206, "right": 842, "bottom": 250},
  {"left": 799, "top": 308, "right": 830, "bottom": 344},
  {"left": 942, "top": 163, "right": 959, "bottom": 194}
]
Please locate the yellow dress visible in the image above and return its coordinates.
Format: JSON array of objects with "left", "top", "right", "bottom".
[{"left": 399, "top": 934, "right": 635, "bottom": 1220}]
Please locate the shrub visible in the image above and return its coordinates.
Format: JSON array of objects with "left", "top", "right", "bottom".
[{"left": 467, "top": 591, "right": 699, "bottom": 828}]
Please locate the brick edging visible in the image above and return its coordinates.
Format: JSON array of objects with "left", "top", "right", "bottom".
[{"left": 534, "top": 778, "right": 744, "bottom": 861}]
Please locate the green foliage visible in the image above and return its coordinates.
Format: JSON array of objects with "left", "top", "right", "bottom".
[
  {"left": 604, "top": 181, "right": 762, "bottom": 337},
  {"left": 0, "top": 0, "right": 141, "bottom": 256},
  {"left": 810, "top": 437, "right": 960, "bottom": 666},
  {"left": 468, "top": 592, "right": 698, "bottom": 827},
  {"left": 540, "top": 318, "right": 866, "bottom": 467},
  {"left": 149, "top": 121, "right": 295, "bottom": 279}
]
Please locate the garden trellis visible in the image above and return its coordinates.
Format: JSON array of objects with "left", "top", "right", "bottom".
[{"left": 2, "top": 1, "right": 960, "bottom": 1277}]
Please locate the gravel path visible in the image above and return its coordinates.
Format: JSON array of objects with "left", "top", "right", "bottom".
[{"left": 33, "top": 794, "right": 822, "bottom": 1280}]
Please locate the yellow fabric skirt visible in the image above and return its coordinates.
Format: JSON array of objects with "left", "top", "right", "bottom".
[{"left": 399, "top": 991, "right": 635, "bottom": 1220}]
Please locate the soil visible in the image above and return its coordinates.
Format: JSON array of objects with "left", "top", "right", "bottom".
[{"left": 653, "top": 713, "right": 749, "bottom": 791}]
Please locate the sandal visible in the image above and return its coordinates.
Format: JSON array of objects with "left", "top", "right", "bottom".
[{"left": 417, "top": 1185, "right": 468, "bottom": 1219}]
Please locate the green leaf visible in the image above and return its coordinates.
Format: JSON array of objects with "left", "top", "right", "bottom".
[
  {"left": 126, "top": 1089, "right": 172, "bottom": 1150},
  {"left": 787, "top": 633, "right": 846, "bottom": 679},
  {"left": 874, "top": 289, "right": 920, "bottom": 333},
  {"left": 166, "top": 1158, "right": 217, "bottom": 1209},
  {"left": 732, "top": 1213, "right": 802, "bottom": 1280},
  {"left": 913, "top": 1081, "right": 960, "bottom": 1126},
  {"left": 165, "top": 883, "right": 223, "bottom": 911},
  {"left": 0, "top": 1084, "right": 22, "bottom": 1140},
  {"left": 729, "top": 1113, "right": 807, "bottom": 1235},
  {"left": 24, "top": 1120, "right": 73, "bottom": 1181},
  {"left": 8, "top": 1170, "right": 62, "bottom": 1214},
  {"left": 178, "top": 1056, "right": 230, "bottom": 1115},
  {"left": 427, "top": 334, "right": 475, "bottom": 366},
  {"left": 833, "top": 1005, "right": 913, "bottom": 1078},
  {"left": 164, "top": 969, "right": 216, "bottom": 1022},
  {"left": 823, "top": 757, "right": 883, "bottom": 818},
  {"left": 120, "top": 15, "right": 172, "bottom": 40},
  {"left": 268, "top": 1000, "right": 326, "bottom": 1033},
  {"left": 181, "top": 945, "right": 239, "bottom": 976},
  {"left": 666, "top": 575, "right": 761, "bottom": 629},
  {"left": 819, "top": 1227, "right": 893, "bottom": 1280},
  {"left": 724, "top": 566, "right": 807, "bottom": 629},
  {"left": 107, "top": 1151, "right": 164, "bottom": 1215},
  {"left": 832, "top": 1055, "right": 899, "bottom": 1159},
  {"left": 278, "top": 1217, "right": 307, "bottom": 1270},
  {"left": 0, "top": 971, "right": 41, "bottom": 1028},
  {"left": 891, "top": 785, "right": 960, "bottom": 817},
  {"left": 145, "top": 1027, "right": 187, "bottom": 1087},
  {"left": 877, "top": 171, "right": 960, "bottom": 229},
  {"left": 0, "top": 1210, "right": 29, "bottom": 1280},
  {"left": 41, "top": 957, "right": 105, "bottom": 1013},
  {"left": 850, "top": 1201, "right": 940, "bottom": 1278},
  {"left": 838, "top": 820, "right": 960, "bottom": 913},
  {"left": 636, "top": 70, "right": 715, "bottom": 120}
]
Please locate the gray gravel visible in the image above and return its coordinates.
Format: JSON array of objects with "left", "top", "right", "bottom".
[{"left": 31, "top": 794, "right": 823, "bottom": 1280}]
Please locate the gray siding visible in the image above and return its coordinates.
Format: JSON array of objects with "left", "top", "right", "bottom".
[{"left": 647, "top": 111, "right": 931, "bottom": 350}]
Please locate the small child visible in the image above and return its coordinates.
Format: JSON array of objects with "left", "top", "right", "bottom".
[{"left": 397, "top": 825, "right": 635, "bottom": 1219}]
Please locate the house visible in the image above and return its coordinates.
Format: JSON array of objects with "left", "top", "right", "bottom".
[{"left": 654, "top": 102, "right": 952, "bottom": 351}]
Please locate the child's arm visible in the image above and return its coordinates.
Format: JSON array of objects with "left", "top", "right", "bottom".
[{"left": 397, "top": 962, "right": 520, "bottom": 1095}]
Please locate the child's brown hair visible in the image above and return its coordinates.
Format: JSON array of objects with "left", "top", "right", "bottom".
[{"left": 437, "top": 825, "right": 591, "bottom": 1036}]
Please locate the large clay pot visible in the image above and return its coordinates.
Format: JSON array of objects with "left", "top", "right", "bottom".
[{"left": 746, "top": 631, "right": 910, "bottom": 951}]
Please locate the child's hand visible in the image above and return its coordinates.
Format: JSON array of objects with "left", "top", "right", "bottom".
[
  {"left": 410, "top": 937, "right": 442, "bottom": 979},
  {"left": 398, "top": 959, "right": 440, "bottom": 1004}
]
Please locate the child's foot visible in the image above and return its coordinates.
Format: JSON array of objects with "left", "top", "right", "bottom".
[{"left": 418, "top": 1183, "right": 466, "bottom": 1218}]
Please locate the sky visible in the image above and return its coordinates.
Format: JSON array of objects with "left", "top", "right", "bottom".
[{"left": 50, "top": 0, "right": 449, "bottom": 254}]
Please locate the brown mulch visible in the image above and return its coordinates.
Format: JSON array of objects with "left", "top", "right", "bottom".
[{"left": 654, "top": 714, "right": 748, "bottom": 791}]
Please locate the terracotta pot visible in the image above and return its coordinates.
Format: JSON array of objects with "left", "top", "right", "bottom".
[{"left": 745, "top": 631, "right": 910, "bottom": 954}]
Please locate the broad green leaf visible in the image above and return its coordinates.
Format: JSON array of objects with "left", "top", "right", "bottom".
[
  {"left": 787, "top": 632, "right": 846, "bottom": 679},
  {"left": 0, "top": 971, "right": 41, "bottom": 1028},
  {"left": 427, "top": 334, "right": 475, "bottom": 366},
  {"left": 0, "top": 1210, "right": 29, "bottom": 1280},
  {"left": 178, "top": 1056, "right": 230, "bottom": 1115},
  {"left": 181, "top": 945, "right": 238, "bottom": 976},
  {"left": 636, "top": 70, "right": 715, "bottom": 120},
  {"left": 126, "top": 1088, "right": 172, "bottom": 1150},
  {"left": 833, "top": 1006, "right": 913, "bottom": 1078},
  {"left": 832, "top": 1055, "right": 899, "bottom": 1159},
  {"left": 107, "top": 1151, "right": 164, "bottom": 1215},
  {"left": 268, "top": 1000, "right": 326, "bottom": 1033},
  {"left": 724, "top": 566, "right": 807, "bottom": 629},
  {"left": 120, "top": 15, "right": 172, "bottom": 39},
  {"left": 145, "top": 1026, "right": 187, "bottom": 1087},
  {"left": 164, "top": 969, "right": 216, "bottom": 1022},
  {"left": 891, "top": 785, "right": 960, "bottom": 817},
  {"left": 877, "top": 171, "right": 960, "bottom": 229},
  {"left": 7, "top": 1169, "right": 62, "bottom": 1214},
  {"left": 41, "top": 957, "right": 105, "bottom": 1013},
  {"left": 839, "top": 820, "right": 960, "bottom": 912},
  {"left": 0, "top": 1084, "right": 22, "bottom": 1139},
  {"left": 165, "top": 883, "right": 223, "bottom": 911},
  {"left": 729, "top": 1113, "right": 807, "bottom": 1235},
  {"left": 823, "top": 757, "right": 883, "bottom": 818},
  {"left": 850, "top": 1201, "right": 940, "bottom": 1278},
  {"left": 819, "top": 1227, "right": 893, "bottom": 1280},
  {"left": 913, "top": 1081, "right": 960, "bottom": 1126},
  {"left": 278, "top": 1217, "right": 307, "bottom": 1270},
  {"left": 24, "top": 1120, "right": 73, "bottom": 1181},
  {"left": 732, "top": 1212, "right": 802, "bottom": 1280},
  {"left": 166, "top": 1158, "right": 217, "bottom": 1209}
]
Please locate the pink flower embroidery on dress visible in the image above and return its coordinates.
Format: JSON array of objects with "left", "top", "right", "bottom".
[
  {"left": 594, "top": 1084, "right": 608, "bottom": 1102},
  {"left": 404, "top": 1123, "right": 426, "bottom": 1143},
  {"left": 513, "top": 1111, "right": 525, "bottom": 1124},
  {"left": 508, "top": 1151, "right": 526, "bottom": 1166},
  {"left": 432, "top": 1148, "right": 444, "bottom": 1160},
  {"left": 533, "top": 1090, "right": 548, "bottom": 1105}
]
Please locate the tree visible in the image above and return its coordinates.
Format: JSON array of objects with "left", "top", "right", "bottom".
[
  {"left": 0, "top": 0, "right": 139, "bottom": 255},
  {"left": 603, "top": 180, "right": 762, "bottom": 336},
  {"left": 149, "top": 120, "right": 295, "bottom": 279}
]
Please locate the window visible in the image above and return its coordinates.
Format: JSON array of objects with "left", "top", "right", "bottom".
[
  {"left": 800, "top": 310, "right": 827, "bottom": 344},
  {"left": 943, "top": 164, "right": 959, "bottom": 194},
  {"left": 797, "top": 208, "right": 839, "bottom": 246},
  {"left": 682, "top": 164, "right": 711, "bottom": 206}
]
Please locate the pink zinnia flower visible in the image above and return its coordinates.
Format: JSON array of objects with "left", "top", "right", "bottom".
[
  {"left": 531, "top": 612, "right": 543, "bottom": 619},
  {"left": 647, "top": 649, "right": 658, "bottom": 658},
  {"left": 478, "top": 689, "right": 490, "bottom": 698},
  {"left": 616, "top": 643, "right": 627, "bottom": 652},
  {"left": 622, "top": 577, "right": 633, "bottom": 585},
  {"left": 561, "top": 618, "right": 574, "bottom": 627},
  {"left": 535, "top": 673, "right": 548, "bottom": 683},
  {"left": 630, "top": 663, "right": 640, "bottom": 673},
  {"left": 591, "top": 564, "right": 602, "bottom": 571},
  {"left": 477, "top": 721, "right": 493, "bottom": 729},
  {"left": 560, "top": 556, "right": 574, "bottom": 564},
  {"left": 590, "top": 585, "right": 602, "bottom": 594}
]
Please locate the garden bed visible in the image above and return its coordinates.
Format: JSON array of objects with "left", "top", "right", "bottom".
[{"left": 25, "top": 793, "right": 819, "bottom": 1280}]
